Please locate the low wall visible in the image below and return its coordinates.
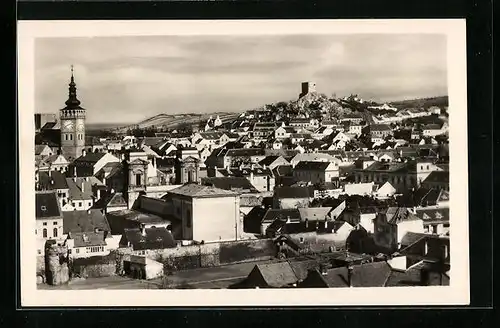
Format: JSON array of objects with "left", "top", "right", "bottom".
[
  {"left": 70, "top": 251, "right": 117, "bottom": 279},
  {"left": 147, "top": 238, "right": 277, "bottom": 272}
]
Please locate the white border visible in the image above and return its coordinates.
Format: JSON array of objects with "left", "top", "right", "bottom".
[{"left": 18, "top": 19, "right": 469, "bottom": 307}]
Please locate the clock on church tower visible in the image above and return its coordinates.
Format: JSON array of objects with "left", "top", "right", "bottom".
[{"left": 60, "top": 66, "right": 86, "bottom": 160}]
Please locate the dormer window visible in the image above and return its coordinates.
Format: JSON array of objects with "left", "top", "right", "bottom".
[{"left": 41, "top": 205, "right": 46, "bottom": 211}]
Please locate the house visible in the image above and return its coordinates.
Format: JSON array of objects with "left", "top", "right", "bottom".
[
  {"left": 258, "top": 155, "right": 290, "bottom": 170},
  {"left": 43, "top": 154, "right": 70, "bottom": 173},
  {"left": 238, "top": 262, "right": 301, "bottom": 288},
  {"left": 374, "top": 181, "right": 397, "bottom": 200},
  {"left": 289, "top": 152, "right": 338, "bottom": 168},
  {"left": 414, "top": 208, "right": 450, "bottom": 235},
  {"left": 63, "top": 177, "right": 104, "bottom": 211},
  {"left": 70, "top": 151, "right": 120, "bottom": 177},
  {"left": 259, "top": 208, "right": 301, "bottom": 236},
  {"left": 293, "top": 161, "right": 339, "bottom": 185},
  {"left": 373, "top": 207, "right": 424, "bottom": 252},
  {"left": 422, "top": 123, "right": 446, "bottom": 137},
  {"left": 252, "top": 122, "right": 279, "bottom": 138},
  {"left": 273, "top": 186, "right": 311, "bottom": 210},
  {"left": 62, "top": 209, "right": 111, "bottom": 235},
  {"left": 353, "top": 159, "right": 439, "bottom": 193},
  {"left": 92, "top": 192, "right": 129, "bottom": 214},
  {"left": 289, "top": 118, "right": 312, "bottom": 128},
  {"left": 105, "top": 208, "right": 171, "bottom": 237},
  {"left": 274, "top": 126, "right": 295, "bottom": 139},
  {"left": 344, "top": 182, "right": 376, "bottom": 196},
  {"left": 340, "top": 112, "right": 364, "bottom": 124},
  {"left": 119, "top": 226, "right": 177, "bottom": 256},
  {"left": 398, "top": 187, "right": 449, "bottom": 208},
  {"left": 64, "top": 231, "right": 110, "bottom": 258},
  {"left": 36, "top": 191, "right": 65, "bottom": 254},
  {"left": 201, "top": 177, "right": 259, "bottom": 194},
  {"left": 162, "top": 183, "right": 241, "bottom": 242},
  {"left": 35, "top": 144, "right": 54, "bottom": 160},
  {"left": 36, "top": 170, "right": 70, "bottom": 208},
  {"left": 365, "top": 124, "right": 393, "bottom": 142},
  {"left": 421, "top": 171, "right": 449, "bottom": 191},
  {"left": 313, "top": 126, "right": 334, "bottom": 139}
]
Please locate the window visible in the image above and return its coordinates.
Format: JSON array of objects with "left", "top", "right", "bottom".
[
  {"left": 37, "top": 250, "right": 42, "bottom": 255},
  {"left": 299, "top": 237, "right": 304, "bottom": 243},
  {"left": 42, "top": 222, "right": 47, "bottom": 226},
  {"left": 76, "top": 249, "right": 79, "bottom": 254},
  {"left": 41, "top": 205, "right": 46, "bottom": 211},
  {"left": 88, "top": 202, "right": 92, "bottom": 207},
  {"left": 42, "top": 229, "right": 47, "bottom": 238},
  {"left": 68, "top": 249, "right": 72, "bottom": 254},
  {"left": 35, "top": 229, "right": 37, "bottom": 235},
  {"left": 72, "top": 202, "right": 75, "bottom": 207},
  {"left": 444, "top": 223, "right": 450, "bottom": 228},
  {"left": 426, "top": 165, "right": 429, "bottom": 170},
  {"left": 135, "top": 174, "right": 141, "bottom": 186},
  {"left": 78, "top": 202, "right": 82, "bottom": 207},
  {"left": 53, "top": 228, "right": 58, "bottom": 238},
  {"left": 53, "top": 221, "right": 58, "bottom": 225}
]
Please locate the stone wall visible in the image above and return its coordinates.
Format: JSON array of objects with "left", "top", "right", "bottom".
[
  {"left": 70, "top": 251, "right": 118, "bottom": 279},
  {"left": 45, "top": 243, "right": 70, "bottom": 286},
  {"left": 36, "top": 255, "right": 45, "bottom": 284}
]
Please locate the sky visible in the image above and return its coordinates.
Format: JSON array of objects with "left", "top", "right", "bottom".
[{"left": 35, "top": 34, "right": 447, "bottom": 124}]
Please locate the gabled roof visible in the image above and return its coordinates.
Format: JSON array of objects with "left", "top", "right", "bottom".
[
  {"left": 166, "top": 183, "right": 238, "bottom": 198},
  {"left": 35, "top": 144, "right": 51, "bottom": 155},
  {"left": 384, "top": 207, "right": 421, "bottom": 224},
  {"left": 298, "top": 207, "right": 333, "bottom": 222},
  {"left": 415, "top": 208, "right": 450, "bottom": 223},
  {"left": 259, "top": 155, "right": 285, "bottom": 167},
  {"left": 274, "top": 186, "right": 311, "bottom": 199},
  {"left": 63, "top": 209, "right": 111, "bottom": 234},
  {"left": 422, "top": 171, "right": 449, "bottom": 184},
  {"left": 294, "top": 161, "right": 333, "bottom": 171},
  {"left": 201, "top": 177, "right": 259, "bottom": 193},
  {"left": 272, "top": 165, "right": 293, "bottom": 177},
  {"left": 66, "top": 177, "right": 99, "bottom": 200},
  {"left": 250, "top": 262, "right": 299, "bottom": 287},
  {"left": 74, "top": 152, "right": 107, "bottom": 163},
  {"left": 36, "top": 191, "right": 63, "bottom": 220},
  {"left": 70, "top": 231, "right": 107, "bottom": 248},
  {"left": 38, "top": 171, "right": 69, "bottom": 190},
  {"left": 262, "top": 208, "right": 301, "bottom": 224},
  {"left": 123, "top": 227, "right": 177, "bottom": 251}
]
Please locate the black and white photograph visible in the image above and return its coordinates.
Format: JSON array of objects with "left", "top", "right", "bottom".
[{"left": 18, "top": 20, "right": 469, "bottom": 306}]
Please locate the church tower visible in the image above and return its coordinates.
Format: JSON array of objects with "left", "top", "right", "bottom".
[{"left": 60, "top": 66, "right": 86, "bottom": 161}]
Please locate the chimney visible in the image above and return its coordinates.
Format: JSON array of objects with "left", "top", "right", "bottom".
[
  {"left": 81, "top": 181, "right": 85, "bottom": 193},
  {"left": 67, "top": 232, "right": 72, "bottom": 239},
  {"left": 87, "top": 209, "right": 91, "bottom": 215},
  {"left": 305, "top": 219, "right": 309, "bottom": 229},
  {"left": 140, "top": 223, "right": 146, "bottom": 236},
  {"left": 82, "top": 149, "right": 86, "bottom": 157},
  {"left": 286, "top": 216, "right": 291, "bottom": 224},
  {"left": 347, "top": 264, "right": 354, "bottom": 287},
  {"left": 82, "top": 233, "right": 88, "bottom": 242},
  {"left": 324, "top": 219, "right": 328, "bottom": 229},
  {"left": 94, "top": 227, "right": 99, "bottom": 233}
]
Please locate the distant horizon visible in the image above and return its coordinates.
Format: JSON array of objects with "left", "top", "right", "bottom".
[{"left": 35, "top": 34, "right": 448, "bottom": 124}]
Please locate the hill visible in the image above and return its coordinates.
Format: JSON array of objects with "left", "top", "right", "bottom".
[
  {"left": 389, "top": 96, "right": 448, "bottom": 110},
  {"left": 110, "top": 112, "right": 241, "bottom": 133}
]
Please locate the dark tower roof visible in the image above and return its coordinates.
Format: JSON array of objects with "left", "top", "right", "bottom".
[{"left": 63, "top": 65, "right": 84, "bottom": 110}]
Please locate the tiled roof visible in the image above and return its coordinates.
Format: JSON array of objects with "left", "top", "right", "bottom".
[
  {"left": 274, "top": 186, "right": 311, "bottom": 199},
  {"left": 38, "top": 171, "right": 69, "bottom": 190},
  {"left": 167, "top": 183, "right": 238, "bottom": 198},
  {"left": 63, "top": 209, "right": 111, "bottom": 234},
  {"left": 294, "top": 161, "right": 332, "bottom": 171},
  {"left": 262, "top": 208, "right": 301, "bottom": 224},
  {"left": 400, "top": 232, "right": 427, "bottom": 248},
  {"left": 384, "top": 207, "right": 421, "bottom": 224},
  {"left": 123, "top": 227, "right": 176, "bottom": 250},
  {"left": 415, "top": 208, "right": 450, "bottom": 223},
  {"left": 35, "top": 191, "right": 62, "bottom": 219},
  {"left": 226, "top": 148, "right": 265, "bottom": 157},
  {"left": 370, "top": 124, "right": 392, "bottom": 131},
  {"left": 422, "top": 171, "right": 449, "bottom": 184},
  {"left": 74, "top": 152, "right": 107, "bottom": 163},
  {"left": 71, "top": 231, "right": 107, "bottom": 248},
  {"left": 201, "top": 177, "right": 259, "bottom": 193},
  {"left": 251, "top": 262, "right": 299, "bottom": 287},
  {"left": 258, "top": 156, "right": 281, "bottom": 166},
  {"left": 66, "top": 178, "right": 97, "bottom": 200},
  {"left": 298, "top": 207, "right": 333, "bottom": 222},
  {"left": 35, "top": 144, "right": 51, "bottom": 155},
  {"left": 272, "top": 165, "right": 293, "bottom": 177}
]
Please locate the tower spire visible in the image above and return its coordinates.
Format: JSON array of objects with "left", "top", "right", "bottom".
[{"left": 65, "top": 64, "right": 81, "bottom": 109}]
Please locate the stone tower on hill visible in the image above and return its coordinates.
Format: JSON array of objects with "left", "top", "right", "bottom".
[
  {"left": 299, "top": 81, "right": 317, "bottom": 99},
  {"left": 60, "top": 65, "right": 86, "bottom": 161}
]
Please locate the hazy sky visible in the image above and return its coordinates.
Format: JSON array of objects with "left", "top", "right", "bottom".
[{"left": 35, "top": 34, "right": 447, "bottom": 124}]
